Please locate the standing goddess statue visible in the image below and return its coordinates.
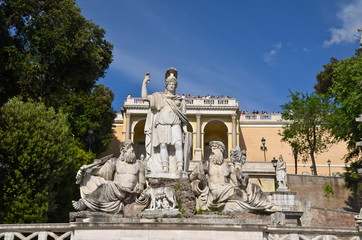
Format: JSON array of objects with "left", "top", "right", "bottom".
[{"left": 141, "top": 68, "right": 190, "bottom": 175}]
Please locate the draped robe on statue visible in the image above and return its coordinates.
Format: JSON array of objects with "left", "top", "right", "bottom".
[
  {"left": 190, "top": 161, "right": 274, "bottom": 212},
  {"left": 78, "top": 159, "right": 141, "bottom": 214},
  {"left": 144, "top": 92, "right": 188, "bottom": 173}
]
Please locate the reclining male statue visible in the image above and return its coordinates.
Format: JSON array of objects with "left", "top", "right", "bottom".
[
  {"left": 190, "top": 141, "right": 274, "bottom": 212},
  {"left": 72, "top": 140, "right": 145, "bottom": 214}
]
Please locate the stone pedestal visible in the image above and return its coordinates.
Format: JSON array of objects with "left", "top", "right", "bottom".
[
  {"left": 271, "top": 211, "right": 303, "bottom": 226},
  {"left": 271, "top": 190, "right": 297, "bottom": 210},
  {"left": 270, "top": 190, "right": 303, "bottom": 226}
]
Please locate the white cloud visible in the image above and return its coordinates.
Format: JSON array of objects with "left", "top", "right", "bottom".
[
  {"left": 324, "top": 0, "right": 362, "bottom": 47},
  {"left": 263, "top": 42, "right": 282, "bottom": 65},
  {"left": 110, "top": 48, "right": 166, "bottom": 90}
]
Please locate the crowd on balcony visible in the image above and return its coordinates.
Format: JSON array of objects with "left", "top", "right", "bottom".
[
  {"left": 127, "top": 93, "right": 232, "bottom": 99},
  {"left": 180, "top": 94, "right": 231, "bottom": 99},
  {"left": 241, "top": 110, "right": 282, "bottom": 115}
]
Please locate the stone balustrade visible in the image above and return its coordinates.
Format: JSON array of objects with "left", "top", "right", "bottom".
[
  {"left": 240, "top": 114, "right": 283, "bottom": 121},
  {"left": 0, "top": 220, "right": 360, "bottom": 240},
  {"left": 123, "top": 97, "right": 238, "bottom": 108},
  {"left": 0, "top": 223, "right": 72, "bottom": 240}
]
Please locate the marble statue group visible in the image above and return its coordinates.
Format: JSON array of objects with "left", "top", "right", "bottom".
[{"left": 72, "top": 68, "right": 275, "bottom": 215}]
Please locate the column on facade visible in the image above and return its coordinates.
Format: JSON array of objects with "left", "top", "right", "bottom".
[
  {"left": 194, "top": 113, "right": 202, "bottom": 161},
  {"left": 231, "top": 113, "right": 237, "bottom": 148},
  {"left": 125, "top": 112, "right": 132, "bottom": 141}
]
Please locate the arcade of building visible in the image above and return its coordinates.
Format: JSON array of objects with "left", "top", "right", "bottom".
[{"left": 104, "top": 95, "right": 347, "bottom": 177}]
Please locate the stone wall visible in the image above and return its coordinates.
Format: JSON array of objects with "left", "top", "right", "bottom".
[
  {"left": 308, "top": 207, "right": 357, "bottom": 228},
  {"left": 287, "top": 174, "right": 358, "bottom": 227},
  {"left": 288, "top": 175, "right": 356, "bottom": 211}
]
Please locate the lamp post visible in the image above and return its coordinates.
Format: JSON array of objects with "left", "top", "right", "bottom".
[
  {"left": 271, "top": 157, "right": 278, "bottom": 171},
  {"left": 327, "top": 159, "right": 331, "bottom": 176},
  {"left": 271, "top": 157, "right": 278, "bottom": 190},
  {"left": 260, "top": 137, "right": 267, "bottom": 161},
  {"left": 86, "top": 129, "right": 95, "bottom": 153}
]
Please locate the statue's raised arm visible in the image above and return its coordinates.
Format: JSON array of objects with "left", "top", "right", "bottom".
[
  {"left": 141, "top": 72, "right": 150, "bottom": 100},
  {"left": 142, "top": 68, "right": 191, "bottom": 177}
]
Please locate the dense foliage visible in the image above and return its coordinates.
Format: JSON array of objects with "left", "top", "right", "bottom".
[
  {"left": 0, "top": 0, "right": 114, "bottom": 155},
  {"left": 325, "top": 55, "right": 362, "bottom": 190},
  {"left": 0, "top": 98, "right": 76, "bottom": 223},
  {"left": 60, "top": 84, "right": 116, "bottom": 154},
  {"left": 314, "top": 57, "right": 339, "bottom": 95},
  {"left": 328, "top": 55, "right": 362, "bottom": 152},
  {"left": 0, "top": 0, "right": 113, "bottom": 106},
  {"left": 0, "top": 0, "right": 115, "bottom": 222}
]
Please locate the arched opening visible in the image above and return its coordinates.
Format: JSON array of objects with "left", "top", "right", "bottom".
[
  {"left": 186, "top": 123, "right": 194, "bottom": 160},
  {"left": 203, "top": 120, "right": 228, "bottom": 160},
  {"left": 133, "top": 119, "right": 146, "bottom": 159}
]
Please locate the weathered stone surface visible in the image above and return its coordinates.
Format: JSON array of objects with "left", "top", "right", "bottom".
[
  {"left": 123, "top": 201, "right": 147, "bottom": 218},
  {"left": 69, "top": 211, "right": 124, "bottom": 223},
  {"left": 307, "top": 207, "right": 357, "bottom": 228},
  {"left": 288, "top": 175, "right": 357, "bottom": 211},
  {"left": 141, "top": 209, "right": 181, "bottom": 218},
  {"left": 147, "top": 177, "right": 196, "bottom": 217},
  {"left": 271, "top": 191, "right": 297, "bottom": 210}
]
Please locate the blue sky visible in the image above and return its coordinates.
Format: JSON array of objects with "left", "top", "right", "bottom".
[{"left": 76, "top": 0, "right": 362, "bottom": 113}]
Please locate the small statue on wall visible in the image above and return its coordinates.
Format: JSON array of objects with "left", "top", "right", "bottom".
[{"left": 276, "top": 154, "right": 288, "bottom": 190}]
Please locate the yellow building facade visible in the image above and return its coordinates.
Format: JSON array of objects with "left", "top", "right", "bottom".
[{"left": 106, "top": 96, "right": 347, "bottom": 177}]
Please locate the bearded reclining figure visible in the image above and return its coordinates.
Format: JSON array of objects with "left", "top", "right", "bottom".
[
  {"left": 190, "top": 141, "right": 274, "bottom": 212},
  {"left": 72, "top": 140, "right": 145, "bottom": 214}
]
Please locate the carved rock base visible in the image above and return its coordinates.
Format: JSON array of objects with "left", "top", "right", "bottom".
[
  {"left": 141, "top": 209, "right": 181, "bottom": 218},
  {"left": 69, "top": 211, "right": 123, "bottom": 223},
  {"left": 147, "top": 177, "right": 196, "bottom": 217}
]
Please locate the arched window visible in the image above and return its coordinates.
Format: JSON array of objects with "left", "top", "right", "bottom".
[
  {"left": 133, "top": 119, "right": 146, "bottom": 159},
  {"left": 203, "top": 120, "right": 228, "bottom": 160}
]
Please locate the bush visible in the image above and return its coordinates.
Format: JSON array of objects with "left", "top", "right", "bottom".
[{"left": 0, "top": 98, "right": 77, "bottom": 223}]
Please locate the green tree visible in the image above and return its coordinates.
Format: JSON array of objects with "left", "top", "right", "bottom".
[
  {"left": 0, "top": 0, "right": 113, "bottom": 106},
  {"left": 326, "top": 55, "right": 362, "bottom": 191},
  {"left": 0, "top": 98, "right": 77, "bottom": 223},
  {"left": 314, "top": 57, "right": 339, "bottom": 95},
  {"left": 60, "top": 84, "right": 116, "bottom": 155},
  {"left": 327, "top": 55, "right": 362, "bottom": 152},
  {"left": 0, "top": 0, "right": 115, "bottom": 155},
  {"left": 280, "top": 91, "right": 335, "bottom": 175},
  {"left": 312, "top": 52, "right": 362, "bottom": 192}
]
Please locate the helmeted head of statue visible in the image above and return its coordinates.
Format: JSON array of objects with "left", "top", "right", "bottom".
[{"left": 164, "top": 67, "right": 178, "bottom": 89}]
